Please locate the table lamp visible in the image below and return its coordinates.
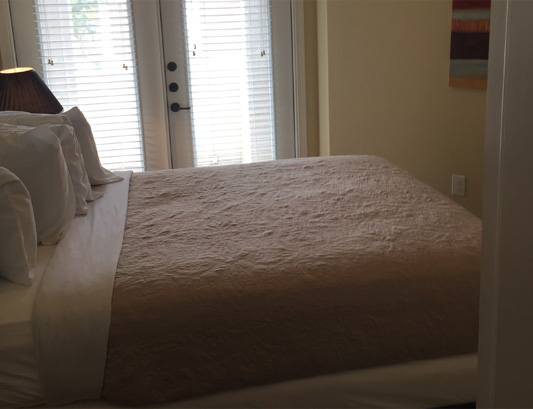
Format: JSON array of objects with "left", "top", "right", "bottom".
[{"left": 0, "top": 67, "right": 63, "bottom": 114}]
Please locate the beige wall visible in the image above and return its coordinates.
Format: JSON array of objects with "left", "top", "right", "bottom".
[{"left": 307, "top": 0, "right": 486, "bottom": 217}]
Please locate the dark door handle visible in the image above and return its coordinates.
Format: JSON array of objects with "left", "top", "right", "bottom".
[{"left": 170, "top": 103, "right": 190, "bottom": 112}]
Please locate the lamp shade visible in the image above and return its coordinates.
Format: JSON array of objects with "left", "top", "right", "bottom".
[{"left": 0, "top": 67, "right": 63, "bottom": 114}]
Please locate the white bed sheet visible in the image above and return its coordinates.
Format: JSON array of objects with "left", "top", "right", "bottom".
[
  {"left": 0, "top": 246, "right": 55, "bottom": 408},
  {"left": 0, "top": 172, "right": 131, "bottom": 408},
  {"left": 33, "top": 171, "right": 131, "bottom": 406}
]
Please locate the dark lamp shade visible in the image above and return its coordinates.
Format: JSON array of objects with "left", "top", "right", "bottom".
[{"left": 0, "top": 67, "right": 63, "bottom": 114}]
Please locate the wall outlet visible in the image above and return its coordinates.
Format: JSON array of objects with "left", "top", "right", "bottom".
[{"left": 452, "top": 174, "right": 466, "bottom": 196}]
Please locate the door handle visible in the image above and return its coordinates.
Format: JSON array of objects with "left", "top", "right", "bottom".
[{"left": 170, "top": 103, "right": 190, "bottom": 112}]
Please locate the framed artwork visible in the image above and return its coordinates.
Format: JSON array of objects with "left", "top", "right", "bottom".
[{"left": 449, "top": 0, "right": 491, "bottom": 89}]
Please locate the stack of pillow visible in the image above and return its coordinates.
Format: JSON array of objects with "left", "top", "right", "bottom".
[{"left": 0, "top": 107, "right": 124, "bottom": 286}]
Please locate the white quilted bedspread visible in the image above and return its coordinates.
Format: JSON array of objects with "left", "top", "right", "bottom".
[{"left": 102, "top": 155, "right": 481, "bottom": 405}]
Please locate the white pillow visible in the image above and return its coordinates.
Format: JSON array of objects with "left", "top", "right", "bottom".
[
  {"left": 0, "top": 124, "right": 76, "bottom": 245},
  {"left": 47, "top": 124, "right": 90, "bottom": 215},
  {"left": 0, "top": 110, "right": 103, "bottom": 202},
  {"left": 0, "top": 167, "right": 37, "bottom": 285},
  {"left": 63, "top": 107, "right": 123, "bottom": 186}
]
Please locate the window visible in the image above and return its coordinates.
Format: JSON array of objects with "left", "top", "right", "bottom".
[{"left": 34, "top": 0, "right": 144, "bottom": 171}]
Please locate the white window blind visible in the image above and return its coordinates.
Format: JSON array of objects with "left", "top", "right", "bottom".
[
  {"left": 34, "top": 0, "right": 144, "bottom": 172},
  {"left": 183, "top": 0, "right": 276, "bottom": 167}
]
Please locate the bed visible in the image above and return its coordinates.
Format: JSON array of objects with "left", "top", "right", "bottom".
[{"left": 1, "top": 139, "right": 481, "bottom": 407}]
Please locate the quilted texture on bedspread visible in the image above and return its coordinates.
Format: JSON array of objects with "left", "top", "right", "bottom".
[{"left": 102, "top": 155, "right": 481, "bottom": 405}]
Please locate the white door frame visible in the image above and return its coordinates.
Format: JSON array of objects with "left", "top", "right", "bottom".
[
  {"left": 291, "top": 0, "right": 307, "bottom": 158},
  {"left": 478, "top": 0, "right": 533, "bottom": 407}
]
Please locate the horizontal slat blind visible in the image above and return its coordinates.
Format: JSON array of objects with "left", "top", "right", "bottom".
[
  {"left": 34, "top": 0, "right": 144, "bottom": 172},
  {"left": 183, "top": 0, "right": 275, "bottom": 167}
]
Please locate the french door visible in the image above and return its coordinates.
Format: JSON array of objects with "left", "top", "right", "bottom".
[
  {"left": 5, "top": 0, "right": 297, "bottom": 170},
  {"left": 160, "top": 0, "right": 295, "bottom": 168}
]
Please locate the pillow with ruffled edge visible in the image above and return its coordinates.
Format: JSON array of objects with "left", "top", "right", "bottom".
[
  {"left": 0, "top": 167, "right": 37, "bottom": 285},
  {"left": 0, "top": 124, "right": 76, "bottom": 245},
  {"left": 63, "top": 107, "right": 124, "bottom": 186},
  {"left": 0, "top": 111, "right": 102, "bottom": 202}
]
